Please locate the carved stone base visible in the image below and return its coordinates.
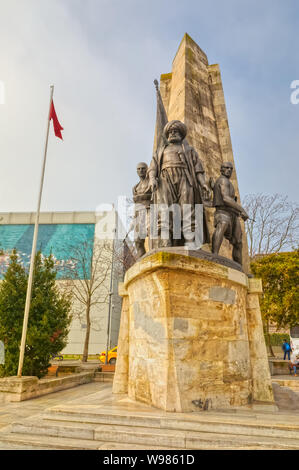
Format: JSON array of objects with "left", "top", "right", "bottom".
[{"left": 113, "top": 251, "right": 274, "bottom": 412}]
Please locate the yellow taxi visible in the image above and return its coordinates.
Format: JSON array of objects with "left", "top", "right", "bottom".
[{"left": 99, "top": 346, "right": 117, "bottom": 364}]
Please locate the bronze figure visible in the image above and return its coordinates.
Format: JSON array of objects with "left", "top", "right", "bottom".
[
  {"left": 148, "top": 120, "right": 210, "bottom": 248},
  {"left": 132, "top": 162, "right": 152, "bottom": 258},
  {"left": 211, "top": 162, "right": 248, "bottom": 265}
]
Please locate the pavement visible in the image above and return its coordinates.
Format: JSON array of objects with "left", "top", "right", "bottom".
[{"left": 0, "top": 381, "right": 102, "bottom": 431}]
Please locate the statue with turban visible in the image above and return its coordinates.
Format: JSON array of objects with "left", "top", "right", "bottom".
[{"left": 148, "top": 120, "right": 210, "bottom": 248}]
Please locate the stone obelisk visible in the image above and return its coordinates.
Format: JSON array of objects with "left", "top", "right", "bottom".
[
  {"left": 113, "top": 34, "right": 274, "bottom": 413},
  {"left": 158, "top": 33, "right": 250, "bottom": 272}
]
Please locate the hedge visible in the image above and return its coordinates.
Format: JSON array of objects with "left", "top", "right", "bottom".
[{"left": 264, "top": 333, "right": 290, "bottom": 346}]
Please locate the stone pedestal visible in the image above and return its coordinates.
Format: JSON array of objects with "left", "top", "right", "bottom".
[{"left": 113, "top": 251, "right": 274, "bottom": 412}]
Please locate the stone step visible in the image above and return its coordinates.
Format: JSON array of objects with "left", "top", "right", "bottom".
[
  {"left": 0, "top": 441, "right": 57, "bottom": 450},
  {"left": 275, "top": 381, "right": 299, "bottom": 392},
  {"left": 0, "top": 429, "right": 181, "bottom": 450},
  {"left": 44, "top": 407, "right": 299, "bottom": 440},
  {"left": 93, "top": 423, "right": 299, "bottom": 450},
  {"left": 10, "top": 417, "right": 185, "bottom": 446},
  {"left": 10, "top": 418, "right": 99, "bottom": 440},
  {"left": 45, "top": 408, "right": 162, "bottom": 427},
  {"left": 0, "top": 431, "right": 106, "bottom": 450},
  {"left": 94, "top": 372, "right": 114, "bottom": 382},
  {"left": 0, "top": 431, "right": 275, "bottom": 451},
  {"left": 97, "top": 424, "right": 186, "bottom": 448},
  {"left": 9, "top": 412, "right": 299, "bottom": 450}
]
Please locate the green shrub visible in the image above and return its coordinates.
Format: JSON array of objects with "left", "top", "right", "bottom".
[
  {"left": 0, "top": 250, "right": 72, "bottom": 378},
  {"left": 251, "top": 252, "right": 299, "bottom": 329},
  {"left": 264, "top": 333, "right": 290, "bottom": 346}
]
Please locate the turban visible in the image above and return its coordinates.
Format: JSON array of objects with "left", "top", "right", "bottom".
[{"left": 163, "top": 120, "right": 187, "bottom": 141}]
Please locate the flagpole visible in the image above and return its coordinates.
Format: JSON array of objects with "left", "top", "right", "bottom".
[{"left": 17, "top": 85, "right": 54, "bottom": 378}]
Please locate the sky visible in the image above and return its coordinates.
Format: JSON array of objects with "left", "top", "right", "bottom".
[{"left": 0, "top": 0, "right": 298, "bottom": 213}]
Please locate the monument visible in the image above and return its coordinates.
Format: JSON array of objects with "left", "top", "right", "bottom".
[
  {"left": 211, "top": 162, "right": 249, "bottom": 266},
  {"left": 113, "top": 34, "right": 274, "bottom": 412},
  {"left": 132, "top": 162, "right": 152, "bottom": 258},
  {"left": 148, "top": 119, "right": 210, "bottom": 249}
]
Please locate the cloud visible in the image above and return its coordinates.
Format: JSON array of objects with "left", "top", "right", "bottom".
[{"left": 0, "top": 0, "right": 298, "bottom": 215}]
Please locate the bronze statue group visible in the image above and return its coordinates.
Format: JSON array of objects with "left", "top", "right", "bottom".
[{"left": 132, "top": 117, "right": 249, "bottom": 265}]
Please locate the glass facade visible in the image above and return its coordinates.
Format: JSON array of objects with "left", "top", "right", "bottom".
[{"left": 0, "top": 223, "right": 95, "bottom": 279}]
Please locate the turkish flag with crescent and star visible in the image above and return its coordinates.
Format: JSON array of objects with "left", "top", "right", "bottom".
[{"left": 49, "top": 100, "right": 64, "bottom": 140}]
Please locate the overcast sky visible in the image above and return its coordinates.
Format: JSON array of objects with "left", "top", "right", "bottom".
[{"left": 0, "top": 0, "right": 298, "bottom": 213}]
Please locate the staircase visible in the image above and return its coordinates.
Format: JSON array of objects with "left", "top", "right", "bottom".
[{"left": 1, "top": 404, "right": 299, "bottom": 450}]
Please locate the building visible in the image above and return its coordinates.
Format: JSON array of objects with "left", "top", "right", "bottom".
[{"left": 0, "top": 210, "right": 125, "bottom": 356}]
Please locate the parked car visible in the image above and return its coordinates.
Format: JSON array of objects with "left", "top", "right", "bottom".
[{"left": 99, "top": 346, "right": 117, "bottom": 364}]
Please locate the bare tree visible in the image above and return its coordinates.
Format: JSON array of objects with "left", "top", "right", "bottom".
[
  {"left": 244, "top": 193, "right": 298, "bottom": 356},
  {"left": 243, "top": 193, "right": 299, "bottom": 258},
  {"left": 61, "top": 235, "right": 133, "bottom": 362},
  {"left": 62, "top": 238, "right": 115, "bottom": 362}
]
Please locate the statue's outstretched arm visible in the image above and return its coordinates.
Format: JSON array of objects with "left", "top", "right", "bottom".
[{"left": 220, "top": 181, "right": 248, "bottom": 219}]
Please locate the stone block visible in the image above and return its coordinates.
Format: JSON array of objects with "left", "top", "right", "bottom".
[
  {"left": 0, "top": 373, "right": 93, "bottom": 402},
  {"left": 209, "top": 286, "right": 236, "bottom": 304},
  {"left": 248, "top": 278, "right": 263, "bottom": 294},
  {"left": 247, "top": 296, "right": 260, "bottom": 309},
  {"left": 113, "top": 252, "right": 272, "bottom": 411},
  {"left": 0, "top": 376, "right": 38, "bottom": 394}
]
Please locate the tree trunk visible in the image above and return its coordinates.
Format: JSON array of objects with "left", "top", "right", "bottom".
[
  {"left": 82, "top": 302, "right": 91, "bottom": 362},
  {"left": 264, "top": 319, "right": 275, "bottom": 357}
]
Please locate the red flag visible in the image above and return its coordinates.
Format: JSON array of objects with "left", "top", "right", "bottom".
[{"left": 49, "top": 100, "right": 63, "bottom": 140}]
